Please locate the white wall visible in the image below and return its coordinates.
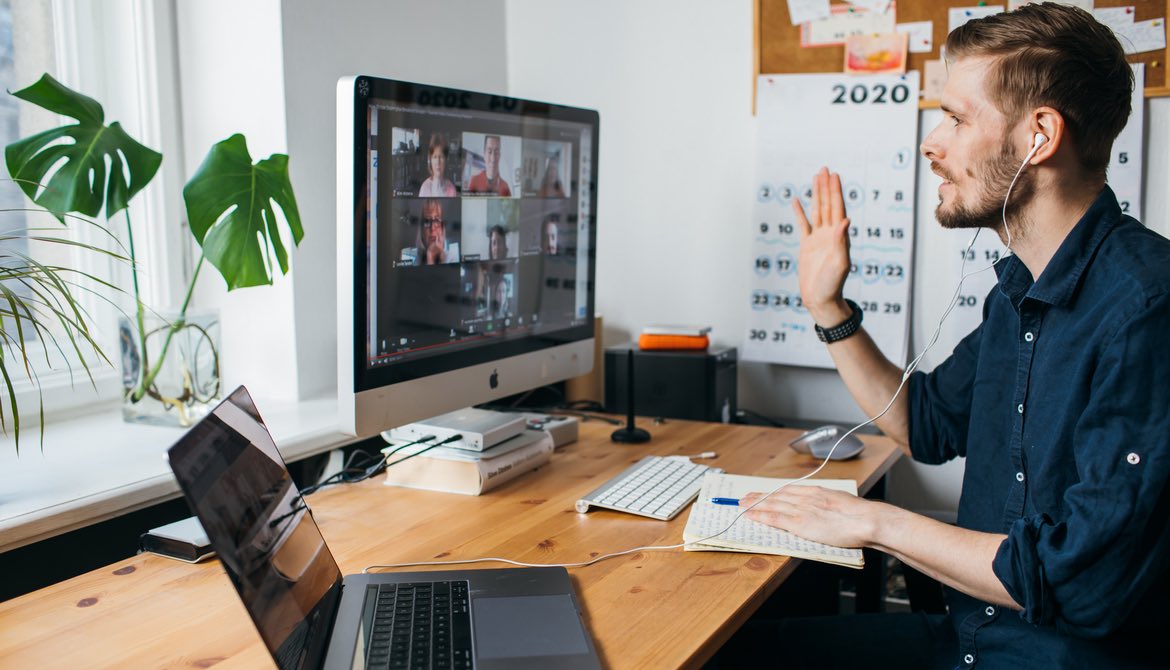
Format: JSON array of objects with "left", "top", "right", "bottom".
[
  {"left": 173, "top": 0, "right": 509, "bottom": 403},
  {"left": 175, "top": 0, "right": 297, "bottom": 402},
  {"left": 505, "top": 0, "right": 1170, "bottom": 512},
  {"left": 279, "top": 0, "right": 511, "bottom": 399}
]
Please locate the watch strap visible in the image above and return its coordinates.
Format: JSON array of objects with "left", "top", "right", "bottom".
[{"left": 815, "top": 299, "right": 863, "bottom": 343}]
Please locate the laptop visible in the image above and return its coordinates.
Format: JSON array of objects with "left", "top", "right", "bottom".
[{"left": 167, "top": 386, "right": 600, "bottom": 670}]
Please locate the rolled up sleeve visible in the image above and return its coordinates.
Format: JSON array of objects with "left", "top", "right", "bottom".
[{"left": 992, "top": 292, "right": 1170, "bottom": 637}]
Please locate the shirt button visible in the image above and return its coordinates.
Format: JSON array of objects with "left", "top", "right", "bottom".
[
  {"left": 1127, "top": 452, "right": 1141, "bottom": 465},
  {"left": 986, "top": 606, "right": 996, "bottom": 616},
  {"left": 1024, "top": 332, "right": 1034, "bottom": 342},
  {"left": 1016, "top": 471, "right": 1025, "bottom": 482},
  {"left": 964, "top": 653, "right": 975, "bottom": 664},
  {"left": 1017, "top": 403, "right": 1024, "bottom": 414}
]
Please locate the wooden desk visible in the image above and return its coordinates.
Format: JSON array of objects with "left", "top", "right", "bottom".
[{"left": 0, "top": 419, "right": 900, "bottom": 669}]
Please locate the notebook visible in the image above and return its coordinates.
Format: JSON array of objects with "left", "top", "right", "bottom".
[
  {"left": 167, "top": 386, "right": 600, "bottom": 670},
  {"left": 682, "top": 472, "right": 864, "bottom": 569}
]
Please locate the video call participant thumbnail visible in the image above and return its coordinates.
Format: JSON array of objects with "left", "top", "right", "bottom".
[
  {"left": 418, "top": 131, "right": 457, "bottom": 197},
  {"left": 402, "top": 198, "right": 460, "bottom": 266},
  {"left": 466, "top": 134, "right": 512, "bottom": 196},
  {"left": 541, "top": 214, "right": 560, "bottom": 255},
  {"left": 489, "top": 225, "right": 509, "bottom": 260}
]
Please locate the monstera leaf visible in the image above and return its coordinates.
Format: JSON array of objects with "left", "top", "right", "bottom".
[
  {"left": 182, "top": 134, "right": 304, "bottom": 290},
  {"left": 4, "top": 74, "right": 162, "bottom": 221}
]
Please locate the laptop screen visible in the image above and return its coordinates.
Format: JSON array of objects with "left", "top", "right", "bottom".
[{"left": 168, "top": 386, "right": 343, "bottom": 670}]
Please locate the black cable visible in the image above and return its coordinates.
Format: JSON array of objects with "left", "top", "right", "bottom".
[
  {"left": 383, "top": 433, "right": 465, "bottom": 469},
  {"left": 475, "top": 401, "right": 623, "bottom": 426},
  {"left": 560, "top": 399, "right": 606, "bottom": 412},
  {"left": 299, "top": 434, "right": 438, "bottom": 496},
  {"left": 735, "top": 408, "right": 786, "bottom": 428}
]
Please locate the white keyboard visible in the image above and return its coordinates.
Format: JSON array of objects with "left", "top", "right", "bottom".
[{"left": 574, "top": 456, "right": 722, "bottom": 520}]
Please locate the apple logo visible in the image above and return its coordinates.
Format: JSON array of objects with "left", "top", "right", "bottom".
[{"left": 489, "top": 368, "right": 499, "bottom": 389}]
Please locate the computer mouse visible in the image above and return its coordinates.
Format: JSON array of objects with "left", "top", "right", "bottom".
[{"left": 788, "top": 425, "right": 865, "bottom": 460}]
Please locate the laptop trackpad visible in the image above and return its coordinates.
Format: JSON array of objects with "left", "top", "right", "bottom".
[{"left": 473, "top": 594, "right": 589, "bottom": 659}]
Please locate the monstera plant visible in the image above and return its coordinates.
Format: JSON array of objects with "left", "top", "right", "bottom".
[{"left": 4, "top": 73, "right": 303, "bottom": 437}]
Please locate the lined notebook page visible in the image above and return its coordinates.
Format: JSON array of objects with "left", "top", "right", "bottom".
[{"left": 682, "top": 473, "right": 864, "bottom": 568}]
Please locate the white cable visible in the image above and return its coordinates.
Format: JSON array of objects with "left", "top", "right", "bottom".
[{"left": 365, "top": 158, "right": 1037, "bottom": 575}]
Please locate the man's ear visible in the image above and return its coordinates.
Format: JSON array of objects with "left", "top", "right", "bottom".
[{"left": 1028, "top": 107, "right": 1065, "bottom": 164}]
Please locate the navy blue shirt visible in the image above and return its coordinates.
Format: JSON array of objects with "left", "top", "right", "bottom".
[{"left": 908, "top": 186, "right": 1170, "bottom": 668}]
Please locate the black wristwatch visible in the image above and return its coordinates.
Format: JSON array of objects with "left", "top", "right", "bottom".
[{"left": 814, "top": 299, "right": 863, "bottom": 343}]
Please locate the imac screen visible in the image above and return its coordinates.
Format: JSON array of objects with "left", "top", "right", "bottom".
[{"left": 346, "top": 78, "right": 597, "bottom": 392}]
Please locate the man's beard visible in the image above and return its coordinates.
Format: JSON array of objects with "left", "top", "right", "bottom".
[{"left": 935, "top": 140, "right": 1036, "bottom": 234}]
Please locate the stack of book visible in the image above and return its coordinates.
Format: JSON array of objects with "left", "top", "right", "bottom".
[
  {"left": 382, "top": 408, "right": 554, "bottom": 495},
  {"left": 638, "top": 324, "right": 711, "bottom": 351}
]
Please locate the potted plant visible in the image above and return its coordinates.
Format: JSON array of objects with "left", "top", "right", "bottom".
[{"left": 3, "top": 73, "right": 303, "bottom": 435}]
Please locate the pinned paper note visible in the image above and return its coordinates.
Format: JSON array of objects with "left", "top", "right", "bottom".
[
  {"left": 948, "top": 6, "right": 1005, "bottom": 34},
  {"left": 788, "top": 0, "right": 832, "bottom": 26},
  {"left": 1009, "top": 0, "right": 1093, "bottom": 11},
  {"left": 845, "top": 33, "right": 909, "bottom": 74},
  {"left": 1093, "top": 6, "right": 1136, "bottom": 31},
  {"left": 1115, "top": 18, "right": 1166, "bottom": 55},
  {"left": 897, "top": 20, "right": 934, "bottom": 53},
  {"left": 923, "top": 59, "right": 948, "bottom": 100},
  {"left": 847, "top": 0, "right": 893, "bottom": 14},
  {"left": 802, "top": 4, "right": 898, "bottom": 47}
]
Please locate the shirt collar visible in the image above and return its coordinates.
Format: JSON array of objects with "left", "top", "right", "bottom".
[{"left": 994, "top": 185, "right": 1121, "bottom": 307}]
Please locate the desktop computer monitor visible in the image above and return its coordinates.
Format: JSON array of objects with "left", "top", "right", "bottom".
[{"left": 337, "top": 75, "right": 599, "bottom": 437}]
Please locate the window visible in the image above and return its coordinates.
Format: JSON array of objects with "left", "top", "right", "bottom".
[{"left": 0, "top": 0, "right": 187, "bottom": 423}]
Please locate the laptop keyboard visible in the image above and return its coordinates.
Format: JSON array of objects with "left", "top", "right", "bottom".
[{"left": 365, "top": 580, "right": 472, "bottom": 670}]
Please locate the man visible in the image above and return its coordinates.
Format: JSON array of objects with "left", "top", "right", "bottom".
[
  {"left": 489, "top": 224, "right": 509, "bottom": 260},
  {"left": 414, "top": 198, "right": 455, "bottom": 265},
  {"left": 723, "top": 4, "right": 1170, "bottom": 668},
  {"left": 492, "top": 275, "right": 510, "bottom": 319},
  {"left": 466, "top": 135, "right": 511, "bottom": 196},
  {"left": 541, "top": 214, "right": 559, "bottom": 255}
]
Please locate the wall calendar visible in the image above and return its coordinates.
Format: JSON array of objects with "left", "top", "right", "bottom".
[{"left": 745, "top": 72, "right": 920, "bottom": 368}]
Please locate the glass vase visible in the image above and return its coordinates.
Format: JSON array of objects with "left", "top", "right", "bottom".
[{"left": 119, "top": 309, "right": 222, "bottom": 427}]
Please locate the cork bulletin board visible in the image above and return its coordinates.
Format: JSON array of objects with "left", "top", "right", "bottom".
[{"left": 754, "top": 0, "right": 1170, "bottom": 108}]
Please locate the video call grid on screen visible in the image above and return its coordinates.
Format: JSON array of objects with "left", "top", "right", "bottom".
[{"left": 365, "top": 99, "right": 592, "bottom": 370}]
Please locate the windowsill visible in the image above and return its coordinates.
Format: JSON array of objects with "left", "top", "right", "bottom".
[{"left": 0, "top": 393, "right": 358, "bottom": 553}]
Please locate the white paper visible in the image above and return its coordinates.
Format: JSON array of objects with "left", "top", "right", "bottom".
[
  {"left": 1009, "top": 0, "right": 1093, "bottom": 11},
  {"left": 948, "top": 6, "right": 1005, "bottom": 34},
  {"left": 1093, "top": 6, "right": 1136, "bottom": 31},
  {"left": 897, "top": 20, "right": 934, "bottom": 53},
  {"left": 1114, "top": 18, "right": 1166, "bottom": 55},
  {"left": 923, "top": 59, "right": 948, "bottom": 100},
  {"left": 847, "top": 0, "right": 892, "bottom": 14},
  {"left": 1109, "top": 63, "right": 1145, "bottom": 222},
  {"left": 803, "top": 6, "right": 897, "bottom": 46},
  {"left": 746, "top": 73, "right": 918, "bottom": 368},
  {"left": 788, "top": 0, "right": 832, "bottom": 26}
]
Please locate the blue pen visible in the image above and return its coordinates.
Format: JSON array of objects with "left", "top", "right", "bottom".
[{"left": 710, "top": 497, "right": 740, "bottom": 506}]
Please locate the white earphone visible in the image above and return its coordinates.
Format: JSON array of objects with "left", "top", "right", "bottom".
[{"left": 1025, "top": 132, "right": 1048, "bottom": 161}]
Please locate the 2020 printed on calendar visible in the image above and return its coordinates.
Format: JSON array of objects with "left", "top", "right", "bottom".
[{"left": 745, "top": 72, "right": 919, "bottom": 368}]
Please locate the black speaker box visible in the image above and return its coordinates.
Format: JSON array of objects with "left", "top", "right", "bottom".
[{"left": 604, "top": 345, "right": 737, "bottom": 423}]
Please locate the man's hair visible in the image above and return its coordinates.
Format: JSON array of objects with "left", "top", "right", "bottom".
[
  {"left": 484, "top": 134, "right": 500, "bottom": 150},
  {"left": 945, "top": 2, "right": 1132, "bottom": 177}
]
